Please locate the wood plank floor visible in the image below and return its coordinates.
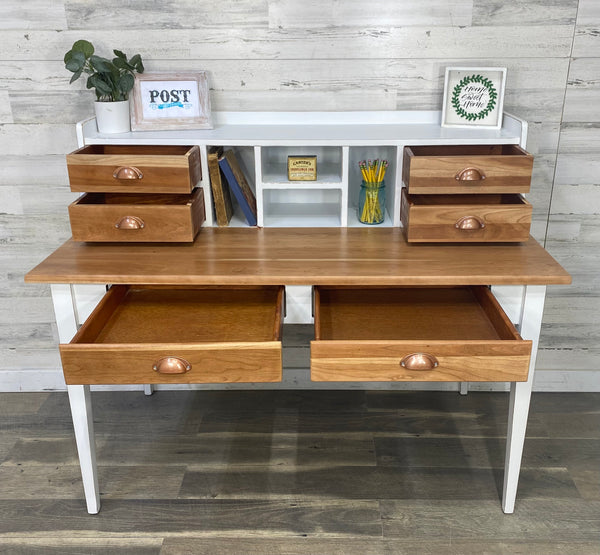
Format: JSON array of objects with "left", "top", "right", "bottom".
[{"left": 0, "top": 390, "right": 598, "bottom": 555}]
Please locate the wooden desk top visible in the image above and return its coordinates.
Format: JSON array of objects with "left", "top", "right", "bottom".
[{"left": 25, "top": 228, "right": 571, "bottom": 286}]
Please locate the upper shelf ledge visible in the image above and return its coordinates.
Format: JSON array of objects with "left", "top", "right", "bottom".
[{"left": 78, "top": 110, "right": 526, "bottom": 147}]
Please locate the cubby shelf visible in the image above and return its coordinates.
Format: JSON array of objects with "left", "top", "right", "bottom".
[{"left": 77, "top": 111, "right": 527, "bottom": 229}]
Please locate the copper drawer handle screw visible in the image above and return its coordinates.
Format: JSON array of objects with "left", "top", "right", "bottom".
[
  {"left": 115, "top": 216, "right": 145, "bottom": 230},
  {"left": 455, "top": 167, "right": 485, "bottom": 181},
  {"left": 153, "top": 356, "right": 192, "bottom": 374},
  {"left": 113, "top": 166, "right": 144, "bottom": 180},
  {"left": 400, "top": 353, "right": 438, "bottom": 370},
  {"left": 455, "top": 215, "right": 485, "bottom": 230}
]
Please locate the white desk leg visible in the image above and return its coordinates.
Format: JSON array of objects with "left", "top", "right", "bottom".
[
  {"left": 67, "top": 384, "right": 100, "bottom": 514},
  {"left": 50, "top": 284, "right": 101, "bottom": 514},
  {"left": 144, "top": 384, "right": 154, "bottom": 396},
  {"left": 502, "top": 285, "right": 546, "bottom": 514},
  {"left": 459, "top": 382, "right": 469, "bottom": 395}
]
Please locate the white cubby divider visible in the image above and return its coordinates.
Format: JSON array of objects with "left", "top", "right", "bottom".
[{"left": 77, "top": 111, "right": 527, "bottom": 228}]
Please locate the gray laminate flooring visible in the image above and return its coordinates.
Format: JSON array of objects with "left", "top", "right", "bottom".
[{"left": 0, "top": 389, "right": 598, "bottom": 555}]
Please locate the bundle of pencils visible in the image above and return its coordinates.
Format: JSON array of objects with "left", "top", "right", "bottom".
[{"left": 358, "top": 159, "right": 388, "bottom": 224}]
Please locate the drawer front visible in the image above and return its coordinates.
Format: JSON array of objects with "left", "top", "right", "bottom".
[
  {"left": 66, "top": 145, "right": 201, "bottom": 193},
  {"left": 311, "top": 341, "right": 531, "bottom": 382},
  {"left": 403, "top": 145, "right": 533, "bottom": 194},
  {"left": 400, "top": 190, "right": 531, "bottom": 242},
  {"left": 60, "top": 343, "right": 282, "bottom": 385},
  {"left": 311, "top": 286, "right": 532, "bottom": 383},
  {"left": 68, "top": 189, "right": 205, "bottom": 242},
  {"left": 60, "top": 285, "right": 284, "bottom": 385}
]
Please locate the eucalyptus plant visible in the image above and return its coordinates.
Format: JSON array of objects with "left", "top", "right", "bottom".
[{"left": 64, "top": 40, "right": 144, "bottom": 102}]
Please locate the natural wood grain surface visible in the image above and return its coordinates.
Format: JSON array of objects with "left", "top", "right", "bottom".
[
  {"left": 24, "top": 228, "right": 570, "bottom": 285},
  {"left": 403, "top": 144, "right": 533, "bottom": 194},
  {"left": 68, "top": 189, "right": 205, "bottom": 242},
  {"left": 401, "top": 191, "right": 532, "bottom": 242},
  {"left": 66, "top": 145, "right": 201, "bottom": 194},
  {"left": 60, "top": 286, "right": 284, "bottom": 385},
  {"left": 311, "top": 287, "right": 531, "bottom": 382}
]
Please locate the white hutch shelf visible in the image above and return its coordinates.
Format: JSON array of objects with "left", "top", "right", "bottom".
[{"left": 76, "top": 111, "right": 528, "bottom": 228}]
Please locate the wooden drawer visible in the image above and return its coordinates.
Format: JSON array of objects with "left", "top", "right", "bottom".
[
  {"left": 68, "top": 189, "right": 205, "bottom": 243},
  {"left": 60, "top": 285, "right": 284, "bottom": 385},
  {"left": 311, "top": 286, "right": 531, "bottom": 383},
  {"left": 66, "top": 145, "right": 201, "bottom": 193},
  {"left": 400, "top": 189, "right": 531, "bottom": 243},
  {"left": 403, "top": 145, "right": 533, "bottom": 194}
]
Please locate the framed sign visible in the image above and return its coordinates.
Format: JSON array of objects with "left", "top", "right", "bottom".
[
  {"left": 441, "top": 67, "right": 507, "bottom": 129},
  {"left": 131, "top": 72, "right": 212, "bottom": 131}
]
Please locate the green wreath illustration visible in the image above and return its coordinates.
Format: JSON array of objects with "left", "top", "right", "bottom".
[{"left": 451, "top": 74, "right": 498, "bottom": 121}]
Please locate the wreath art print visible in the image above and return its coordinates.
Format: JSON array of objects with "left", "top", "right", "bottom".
[{"left": 441, "top": 67, "right": 507, "bottom": 129}]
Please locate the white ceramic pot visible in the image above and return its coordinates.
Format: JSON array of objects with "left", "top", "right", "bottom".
[{"left": 94, "top": 100, "right": 131, "bottom": 133}]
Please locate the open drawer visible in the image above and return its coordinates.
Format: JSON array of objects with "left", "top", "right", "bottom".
[
  {"left": 400, "top": 190, "right": 532, "bottom": 242},
  {"left": 68, "top": 189, "right": 205, "bottom": 243},
  {"left": 60, "top": 285, "right": 284, "bottom": 385},
  {"left": 311, "top": 286, "right": 531, "bottom": 382},
  {"left": 403, "top": 144, "right": 533, "bottom": 194}
]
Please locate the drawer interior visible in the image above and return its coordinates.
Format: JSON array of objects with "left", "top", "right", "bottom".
[
  {"left": 315, "top": 287, "right": 519, "bottom": 342},
  {"left": 74, "top": 286, "right": 284, "bottom": 345},
  {"left": 75, "top": 192, "right": 195, "bottom": 206},
  {"left": 406, "top": 193, "right": 527, "bottom": 206},
  {"left": 74, "top": 145, "right": 194, "bottom": 156},
  {"left": 407, "top": 145, "right": 526, "bottom": 157}
]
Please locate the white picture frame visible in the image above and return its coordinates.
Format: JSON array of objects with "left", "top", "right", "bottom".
[
  {"left": 131, "top": 72, "right": 212, "bottom": 131},
  {"left": 441, "top": 67, "right": 507, "bottom": 129}
]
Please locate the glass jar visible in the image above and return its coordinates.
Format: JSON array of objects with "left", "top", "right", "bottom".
[{"left": 358, "top": 180, "right": 385, "bottom": 224}]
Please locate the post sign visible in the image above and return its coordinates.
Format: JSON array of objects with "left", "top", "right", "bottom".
[{"left": 132, "top": 72, "right": 212, "bottom": 130}]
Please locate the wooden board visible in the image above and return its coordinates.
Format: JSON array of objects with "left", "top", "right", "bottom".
[
  {"left": 402, "top": 144, "right": 533, "bottom": 194},
  {"left": 60, "top": 285, "right": 284, "bottom": 385},
  {"left": 401, "top": 190, "right": 532, "bottom": 243},
  {"left": 311, "top": 286, "right": 531, "bottom": 382},
  {"left": 25, "top": 228, "right": 571, "bottom": 286},
  {"left": 66, "top": 145, "right": 202, "bottom": 194},
  {"left": 68, "top": 189, "right": 205, "bottom": 243}
]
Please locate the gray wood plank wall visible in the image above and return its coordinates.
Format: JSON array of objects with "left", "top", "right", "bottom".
[{"left": 0, "top": 0, "right": 597, "bottom": 391}]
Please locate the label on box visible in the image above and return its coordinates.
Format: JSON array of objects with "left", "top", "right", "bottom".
[{"left": 288, "top": 156, "right": 317, "bottom": 181}]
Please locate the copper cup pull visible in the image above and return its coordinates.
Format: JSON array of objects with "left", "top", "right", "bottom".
[
  {"left": 115, "top": 215, "right": 145, "bottom": 230},
  {"left": 455, "top": 215, "right": 485, "bottom": 230},
  {"left": 400, "top": 353, "right": 439, "bottom": 371},
  {"left": 455, "top": 167, "right": 485, "bottom": 181},
  {"left": 113, "top": 166, "right": 143, "bottom": 180},
  {"left": 153, "top": 356, "right": 192, "bottom": 374}
]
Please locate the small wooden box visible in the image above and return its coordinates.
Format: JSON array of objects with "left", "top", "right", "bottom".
[
  {"left": 403, "top": 144, "right": 533, "bottom": 195},
  {"left": 287, "top": 156, "right": 317, "bottom": 181},
  {"left": 66, "top": 145, "right": 202, "bottom": 194},
  {"left": 68, "top": 189, "right": 205, "bottom": 243},
  {"left": 400, "top": 189, "right": 532, "bottom": 243}
]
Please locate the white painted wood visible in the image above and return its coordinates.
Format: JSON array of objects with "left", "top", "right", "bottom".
[
  {"left": 198, "top": 144, "right": 213, "bottom": 227},
  {"left": 459, "top": 382, "right": 469, "bottom": 396},
  {"left": 67, "top": 384, "right": 100, "bottom": 514},
  {"left": 50, "top": 284, "right": 78, "bottom": 343},
  {"left": 79, "top": 111, "right": 523, "bottom": 147},
  {"left": 502, "top": 285, "right": 546, "bottom": 514},
  {"left": 255, "top": 146, "right": 265, "bottom": 227},
  {"left": 143, "top": 384, "right": 154, "bottom": 396}
]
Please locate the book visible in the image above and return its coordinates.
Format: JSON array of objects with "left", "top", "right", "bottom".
[
  {"left": 207, "top": 146, "right": 233, "bottom": 226},
  {"left": 218, "top": 150, "right": 257, "bottom": 226}
]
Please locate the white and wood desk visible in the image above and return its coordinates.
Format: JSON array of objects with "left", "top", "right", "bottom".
[{"left": 26, "top": 228, "right": 570, "bottom": 514}]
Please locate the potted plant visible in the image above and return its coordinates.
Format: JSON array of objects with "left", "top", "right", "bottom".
[{"left": 64, "top": 40, "right": 144, "bottom": 133}]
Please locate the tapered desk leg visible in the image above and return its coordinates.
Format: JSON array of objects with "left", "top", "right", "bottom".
[
  {"left": 67, "top": 384, "right": 100, "bottom": 514},
  {"left": 50, "top": 284, "right": 101, "bottom": 514},
  {"left": 502, "top": 285, "right": 546, "bottom": 514}
]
